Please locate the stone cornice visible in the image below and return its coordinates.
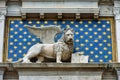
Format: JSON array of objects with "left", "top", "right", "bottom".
[
  {"left": 22, "top": 0, "right": 99, "bottom": 2},
  {"left": 0, "top": 63, "right": 119, "bottom": 70}
]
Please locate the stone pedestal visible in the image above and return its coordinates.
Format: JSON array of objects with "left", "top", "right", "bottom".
[{"left": 14, "top": 63, "right": 105, "bottom": 80}]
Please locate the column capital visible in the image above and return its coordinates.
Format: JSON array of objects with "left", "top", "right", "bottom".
[{"left": 114, "top": 7, "right": 120, "bottom": 20}]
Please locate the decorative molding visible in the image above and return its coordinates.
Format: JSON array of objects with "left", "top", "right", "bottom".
[
  {"left": 58, "top": 13, "right": 62, "bottom": 19},
  {"left": 99, "top": 5, "right": 114, "bottom": 16},
  {"left": 40, "top": 13, "right": 44, "bottom": 19},
  {"left": 75, "top": 13, "right": 80, "bottom": 20},
  {"left": 114, "top": 7, "right": 120, "bottom": 20},
  {"left": 94, "top": 13, "right": 99, "bottom": 19},
  {"left": 21, "top": 13, "right": 26, "bottom": 20}
]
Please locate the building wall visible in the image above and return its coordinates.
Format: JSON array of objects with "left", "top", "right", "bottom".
[{"left": 0, "top": 0, "right": 120, "bottom": 80}]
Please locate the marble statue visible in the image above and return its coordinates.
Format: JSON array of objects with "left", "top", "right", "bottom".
[{"left": 22, "top": 27, "right": 74, "bottom": 63}]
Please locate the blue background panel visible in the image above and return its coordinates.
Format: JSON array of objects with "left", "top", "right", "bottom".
[{"left": 8, "top": 20, "right": 112, "bottom": 62}]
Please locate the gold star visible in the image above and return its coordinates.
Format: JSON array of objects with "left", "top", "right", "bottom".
[
  {"left": 98, "top": 35, "right": 102, "bottom": 39},
  {"left": 36, "top": 21, "right": 40, "bottom": 24},
  {"left": 76, "top": 47, "right": 79, "bottom": 50},
  {"left": 85, "top": 47, "right": 89, "bottom": 50},
  {"left": 108, "top": 51, "right": 112, "bottom": 54},
  {"left": 19, "top": 50, "right": 22, "bottom": 53},
  {"left": 97, "top": 21, "right": 101, "bottom": 24},
  {"left": 94, "top": 32, "right": 97, "bottom": 35},
  {"left": 66, "top": 25, "right": 70, "bottom": 28},
  {"left": 20, "top": 21, "right": 23, "bottom": 24},
  {"left": 62, "top": 21, "right": 65, "bottom": 24},
  {"left": 54, "top": 21, "right": 57, "bottom": 24},
  {"left": 15, "top": 24, "right": 18, "bottom": 27},
  {"left": 23, "top": 38, "right": 27, "bottom": 42},
  {"left": 107, "top": 35, "right": 111, "bottom": 39},
  {"left": 80, "top": 35, "right": 84, "bottom": 38},
  {"left": 76, "top": 39, "right": 79, "bottom": 42},
  {"left": 95, "top": 55, "right": 99, "bottom": 58},
  {"left": 19, "top": 35, "right": 23, "bottom": 38},
  {"left": 23, "top": 32, "right": 27, "bottom": 34},
  {"left": 90, "top": 59, "right": 94, "bottom": 62},
  {"left": 85, "top": 32, "right": 88, "bottom": 35},
  {"left": 94, "top": 39, "right": 98, "bottom": 42},
  {"left": 80, "top": 43, "right": 84, "bottom": 46},
  {"left": 19, "top": 42, "right": 22, "bottom": 46},
  {"left": 23, "top": 46, "right": 27, "bottom": 49},
  {"left": 44, "top": 21, "right": 48, "bottom": 24},
  {"left": 94, "top": 24, "right": 97, "bottom": 27},
  {"left": 106, "top": 21, "right": 110, "bottom": 24},
  {"left": 104, "top": 55, "right": 108, "bottom": 58},
  {"left": 89, "top": 36, "right": 93, "bottom": 38},
  {"left": 89, "top": 43, "right": 93, "bottom": 46},
  {"left": 28, "top": 21, "right": 32, "bottom": 24},
  {"left": 79, "top": 21, "right": 83, "bottom": 24},
  {"left": 85, "top": 39, "right": 89, "bottom": 42},
  {"left": 70, "top": 21, "right": 74, "bottom": 24},
  {"left": 88, "top": 21, "right": 92, "bottom": 24},
  {"left": 9, "top": 50, "right": 13, "bottom": 53},
  {"left": 28, "top": 35, "right": 31, "bottom": 38},
  {"left": 32, "top": 38, "right": 36, "bottom": 41},
  {"left": 85, "top": 24, "right": 88, "bottom": 27},
  {"left": 33, "top": 25, "right": 36, "bottom": 27},
  {"left": 10, "top": 35, "right": 13, "bottom": 38},
  {"left": 10, "top": 42, "right": 13, "bottom": 45},
  {"left": 104, "top": 47, "right": 107, "bottom": 50},
  {"left": 99, "top": 43, "right": 103, "bottom": 46},
  {"left": 89, "top": 28, "right": 92, "bottom": 31},
  {"left": 80, "top": 28, "right": 83, "bottom": 31},
  {"left": 99, "top": 51, "right": 103, "bottom": 54},
  {"left": 99, "top": 59, "right": 103, "bottom": 62},
  {"left": 107, "top": 43, "right": 111, "bottom": 46},
  {"left": 102, "top": 25, "right": 106, "bottom": 28},
  {"left": 103, "top": 32, "right": 106, "bottom": 35},
  {"left": 14, "top": 46, "right": 17, "bottom": 49},
  {"left": 11, "top": 21, "right": 14, "bottom": 24},
  {"left": 94, "top": 47, "right": 98, "bottom": 50},
  {"left": 19, "top": 28, "right": 23, "bottom": 31},
  {"left": 10, "top": 28, "right": 14, "bottom": 31},
  {"left": 14, "top": 31, "right": 18, "bottom": 34},
  {"left": 109, "top": 60, "right": 112, "bottom": 63},
  {"left": 90, "top": 51, "right": 94, "bottom": 54},
  {"left": 107, "top": 28, "right": 110, "bottom": 31},
  {"left": 75, "top": 32, "right": 79, "bottom": 35},
  {"left": 27, "top": 42, "right": 31, "bottom": 45},
  {"left": 98, "top": 28, "right": 101, "bottom": 31},
  {"left": 75, "top": 25, "right": 78, "bottom": 28},
  {"left": 14, "top": 39, "right": 17, "bottom": 42},
  {"left": 40, "top": 24, "right": 44, "bottom": 27},
  {"left": 103, "top": 40, "right": 107, "bottom": 42}
]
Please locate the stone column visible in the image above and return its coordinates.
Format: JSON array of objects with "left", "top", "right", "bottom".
[
  {"left": 0, "top": 12, "right": 6, "bottom": 62},
  {"left": 0, "top": 68, "right": 5, "bottom": 80},
  {"left": 114, "top": 1, "right": 120, "bottom": 62}
]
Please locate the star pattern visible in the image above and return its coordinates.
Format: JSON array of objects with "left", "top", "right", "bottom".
[{"left": 8, "top": 20, "right": 112, "bottom": 62}]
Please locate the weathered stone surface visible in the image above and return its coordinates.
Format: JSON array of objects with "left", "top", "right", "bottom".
[
  {"left": 71, "top": 52, "right": 89, "bottom": 63},
  {"left": 0, "top": 63, "right": 119, "bottom": 80}
]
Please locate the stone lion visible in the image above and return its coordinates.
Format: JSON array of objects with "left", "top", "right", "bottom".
[{"left": 22, "top": 28, "right": 74, "bottom": 63}]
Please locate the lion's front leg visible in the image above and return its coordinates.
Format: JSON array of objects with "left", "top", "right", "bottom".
[{"left": 56, "top": 52, "right": 62, "bottom": 63}]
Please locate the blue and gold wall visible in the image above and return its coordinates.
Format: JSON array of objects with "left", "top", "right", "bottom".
[{"left": 6, "top": 18, "right": 114, "bottom": 63}]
